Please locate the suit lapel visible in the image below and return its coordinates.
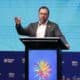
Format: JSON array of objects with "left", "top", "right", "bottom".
[
  {"left": 45, "top": 21, "right": 51, "bottom": 37},
  {"left": 34, "top": 22, "right": 38, "bottom": 36}
]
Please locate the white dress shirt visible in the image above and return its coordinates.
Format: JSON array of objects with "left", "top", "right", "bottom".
[{"left": 36, "top": 21, "right": 48, "bottom": 38}]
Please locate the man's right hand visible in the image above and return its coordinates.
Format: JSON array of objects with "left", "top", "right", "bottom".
[{"left": 15, "top": 17, "right": 21, "bottom": 25}]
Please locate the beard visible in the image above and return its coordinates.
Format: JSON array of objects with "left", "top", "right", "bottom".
[{"left": 39, "top": 18, "right": 48, "bottom": 24}]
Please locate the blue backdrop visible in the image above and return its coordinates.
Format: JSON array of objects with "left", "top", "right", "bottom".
[
  {"left": 0, "top": 51, "right": 80, "bottom": 79},
  {"left": 0, "top": 0, "right": 80, "bottom": 51}
]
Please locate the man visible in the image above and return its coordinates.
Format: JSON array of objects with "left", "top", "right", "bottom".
[{"left": 15, "top": 6, "right": 69, "bottom": 47}]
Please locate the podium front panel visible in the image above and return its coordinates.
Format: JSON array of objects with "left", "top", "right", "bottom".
[{"left": 28, "top": 50, "right": 58, "bottom": 80}]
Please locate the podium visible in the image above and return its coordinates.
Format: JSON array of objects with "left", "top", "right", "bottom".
[{"left": 20, "top": 37, "right": 69, "bottom": 80}]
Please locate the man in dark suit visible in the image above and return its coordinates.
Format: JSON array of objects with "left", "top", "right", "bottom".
[{"left": 15, "top": 6, "right": 69, "bottom": 47}]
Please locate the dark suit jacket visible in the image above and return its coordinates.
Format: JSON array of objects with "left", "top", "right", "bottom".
[{"left": 16, "top": 21, "right": 68, "bottom": 44}]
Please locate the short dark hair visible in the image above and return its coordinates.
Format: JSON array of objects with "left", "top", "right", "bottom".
[{"left": 39, "top": 6, "right": 49, "bottom": 15}]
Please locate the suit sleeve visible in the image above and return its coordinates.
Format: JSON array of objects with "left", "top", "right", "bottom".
[
  {"left": 54, "top": 24, "right": 69, "bottom": 45},
  {"left": 15, "top": 23, "right": 32, "bottom": 36}
]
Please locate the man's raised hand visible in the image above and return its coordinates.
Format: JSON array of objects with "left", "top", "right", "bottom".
[{"left": 15, "top": 17, "right": 21, "bottom": 25}]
